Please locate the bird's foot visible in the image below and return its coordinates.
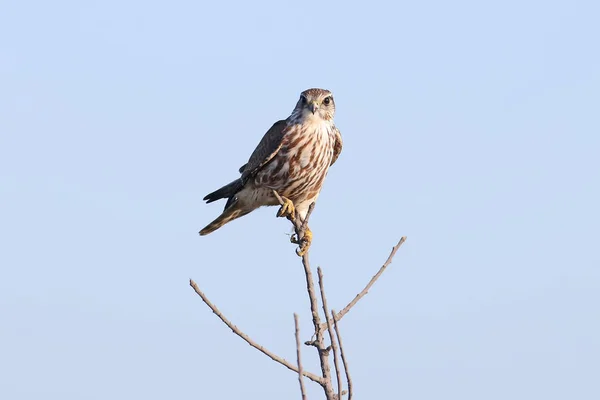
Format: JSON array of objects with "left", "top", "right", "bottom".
[
  {"left": 291, "top": 227, "right": 313, "bottom": 256},
  {"left": 276, "top": 196, "right": 296, "bottom": 221}
]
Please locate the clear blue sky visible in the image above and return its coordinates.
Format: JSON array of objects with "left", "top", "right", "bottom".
[{"left": 1, "top": 1, "right": 599, "bottom": 399}]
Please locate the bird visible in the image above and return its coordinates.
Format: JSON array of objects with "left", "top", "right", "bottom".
[{"left": 199, "top": 88, "right": 343, "bottom": 255}]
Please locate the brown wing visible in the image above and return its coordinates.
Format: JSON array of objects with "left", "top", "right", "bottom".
[
  {"left": 240, "top": 120, "right": 288, "bottom": 181},
  {"left": 330, "top": 126, "right": 343, "bottom": 166}
]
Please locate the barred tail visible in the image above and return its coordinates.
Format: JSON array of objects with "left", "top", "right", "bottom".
[{"left": 199, "top": 204, "right": 249, "bottom": 236}]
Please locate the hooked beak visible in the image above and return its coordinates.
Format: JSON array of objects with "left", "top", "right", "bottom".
[{"left": 308, "top": 102, "right": 319, "bottom": 114}]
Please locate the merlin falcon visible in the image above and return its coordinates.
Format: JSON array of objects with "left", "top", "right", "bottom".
[{"left": 199, "top": 88, "right": 343, "bottom": 255}]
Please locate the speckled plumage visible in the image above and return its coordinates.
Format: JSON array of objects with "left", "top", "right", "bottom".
[{"left": 199, "top": 88, "right": 342, "bottom": 236}]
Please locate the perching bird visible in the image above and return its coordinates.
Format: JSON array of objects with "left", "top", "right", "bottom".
[{"left": 199, "top": 88, "right": 343, "bottom": 255}]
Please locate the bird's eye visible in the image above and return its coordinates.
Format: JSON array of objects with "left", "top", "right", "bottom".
[{"left": 323, "top": 97, "right": 331, "bottom": 105}]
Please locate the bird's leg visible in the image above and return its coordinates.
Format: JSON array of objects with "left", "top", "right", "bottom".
[
  {"left": 291, "top": 227, "right": 313, "bottom": 256},
  {"left": 273, "top": 190, "right": 311, "bottom": 256},
  {"left": 276, "top": 195, "right": 296, "bottom": 221}
]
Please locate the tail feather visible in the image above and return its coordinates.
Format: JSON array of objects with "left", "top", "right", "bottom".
[
  {"left": 203, "top": 179, "right": 244, "bottom": 204},
  {"left": 199, "top": 202, "right": 250, "bottom": 235}
]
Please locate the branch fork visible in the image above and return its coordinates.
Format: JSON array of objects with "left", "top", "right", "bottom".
[{"left": 192, "top": 194, "right": 407, "bottom": 399}]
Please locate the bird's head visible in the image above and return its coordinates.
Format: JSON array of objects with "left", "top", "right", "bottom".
[{"left": 292, "top": 88, "right": 335, "bottom": 122}]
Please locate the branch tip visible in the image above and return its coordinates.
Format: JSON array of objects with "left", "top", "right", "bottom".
[
  {"left": 294, "top": 313, "right": 307, "bottom": 400},
  {"left": 331, "top": 236, "right": 407, "bottom": 325},
  {"left": 332, "top": 309, "right": 353, "bottom": 400}
]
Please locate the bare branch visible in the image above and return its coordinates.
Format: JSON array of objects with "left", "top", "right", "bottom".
[
  {"left": 318, "top": 267, "right": 343, "bottom": 399},
  {"left": 294, "top": 313, "right": 307, "bottom": 400},
  {"left": 300, "top": 250, "right": 336, "bottom": 399},
  {"left": 197, "top": 189, "right": 406, "bottom": 399},
  {"left": 332, "top": 309, "right": 353, "bottom": 400},
  {"left": 333, "top": 236, "right": 407, "bottom": 324},
  {"left": 300, "top": 202, "right": 316, "bottom": 233},
  {"left": 189, "top": 279, "right": 324, "bottom": 385},
  {"left": 272, "top": 191, "right": 336, "bottom": 399}
]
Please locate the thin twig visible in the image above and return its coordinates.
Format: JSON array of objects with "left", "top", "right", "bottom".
[
  {"left": 318, "top": 267, "right": 343, "bottom": 399},
  {"left": 294, "top": 313, "right": 307, "bottom": 400},
  {"left": 300, "top": 249, "right": 335, "bottom": 399},
  {"left": 273, "top": 191, "right": 336, "bottom": 399},
  {"left": 332, "top": 309, "right": 352, "bottom": 400},
  {"left": 273, "top": 190, "right": 353, "bottom": 400},
  {"left": 189, "top": 279, "right": 324, "bottom": 385},
  {"left": 332, "top": 237, "right": 407, "bottom": 325},
  {"left": 300, "top": 202, "right": 316, "bottom": 233},
  {"left": 197, "top": 188, "right": 406, "bottom": 399}
]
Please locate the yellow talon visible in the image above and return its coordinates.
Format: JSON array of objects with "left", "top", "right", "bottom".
[
  {"left": 276, "top": 196, "right": 296, "bottom": 220},
  {"left": 294, "top": 228, "right": 313, "bottom": 257}
]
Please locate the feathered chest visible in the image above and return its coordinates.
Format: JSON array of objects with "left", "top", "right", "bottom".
[{"left": 255, "top": 120, "right": 336, "bottom": 198}]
